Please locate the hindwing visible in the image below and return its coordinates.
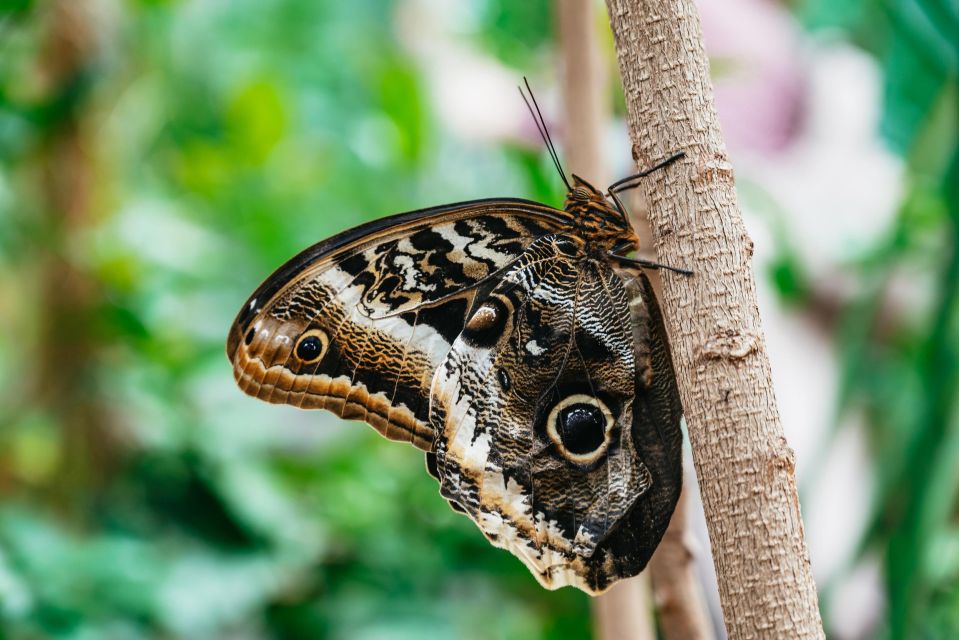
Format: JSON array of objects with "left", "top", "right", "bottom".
[{"left": 429, "top": 235, "right": 683, "bottom": 592}]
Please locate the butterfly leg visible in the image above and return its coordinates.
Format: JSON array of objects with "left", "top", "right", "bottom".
[
  {"left": 609, "top": 191, "right": 631, "bottom": 226},
  {"left": 608, "top": 253, "right": 694, "bottom": 276}
]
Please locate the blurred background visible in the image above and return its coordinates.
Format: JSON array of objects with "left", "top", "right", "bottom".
[{"left": 0, "top": 0, "right": 955, "bottom": 638}]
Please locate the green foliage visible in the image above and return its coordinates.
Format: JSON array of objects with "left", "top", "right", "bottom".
[
  {"left": 476, "top": 0, "right": 554, "bottom": 69},
  {"left": 799, "top": 1, "right": 959, "bottom": 637},
  {"left": 800, "top": 0, "right": 958, "bottom": 157},
  {"left": 0, "top": 1, "right": 587, "bottom": 638}
]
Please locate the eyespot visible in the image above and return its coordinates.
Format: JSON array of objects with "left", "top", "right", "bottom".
[
  {"left": 497, "top": 368, "right": 511, "bottom": 391},
  {"left": 546, "top": 394, "right": 614, "bottom": 464},
  {"left": 294, "top": 329, "right": 329, "bottom": 364},
  {"left": 462, "top": 296, "right": 510, "bottom": 348}
]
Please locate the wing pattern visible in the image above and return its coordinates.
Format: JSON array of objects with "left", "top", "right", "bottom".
[
  {"left": 228, "top": 201, "right": 567, "bottom": 450},
  {"left": 429, "top": 235, "right": 682, "bottom": 591},
  {"left": 228, "top": 199, "right": 684, "bottom": 594}
]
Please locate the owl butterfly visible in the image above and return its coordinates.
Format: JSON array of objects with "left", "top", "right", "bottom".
[{"left": 226, "top": 83, "right": 687, "bottom": 594}]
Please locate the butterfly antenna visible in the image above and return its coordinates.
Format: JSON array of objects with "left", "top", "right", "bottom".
[
  {"left": 519, "top": 77, "right": 571, "bottom": 191},
  {"left": 607, "top": 152, "right": 686, "bottom": 194}
]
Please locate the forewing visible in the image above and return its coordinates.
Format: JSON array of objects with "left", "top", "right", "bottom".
[
  {"left": 228, "top": 200, "right": 568, "bottom": 451},
  {"left": 429, "top": 235, "right": 683, "bottom": 593}
]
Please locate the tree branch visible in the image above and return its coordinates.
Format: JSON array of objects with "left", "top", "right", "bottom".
[
  {"left": 648, "top": 490, "right": 715, "bottom": 639},
  {"left": 591, "top": 577, "right": 655, "bottom": 640},
  {"left": 33, "top": 0, "right": 125, "bottom": 514},
  {"left": 603, "top": 0, "right": 825, "bottom": 637},
  {"left": 632, "top": 195, "right": 716, "bottom": 640},
  {"left": 557, "top": 0, "right": 609, "bottom": 185}
]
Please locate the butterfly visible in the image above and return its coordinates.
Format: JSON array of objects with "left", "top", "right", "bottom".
[{"left": 226, "top": 82, "right": 687, "bottom": 594}]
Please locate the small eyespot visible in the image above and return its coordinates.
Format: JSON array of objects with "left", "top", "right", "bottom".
[
  {"left": 462, "top": 296, "right": 510, "bottom": 348},
  {"left": 497, "top": 368, "right": 511, "bottom": 391},
  {"left": 294, "top": 329, "right": 329, "bottom": 364},
  {"left": 238, "top": 297, "right": 259, "bottom": 326},
  {"left": 546, "top": 394, "right": 614, "bottom": 464}
]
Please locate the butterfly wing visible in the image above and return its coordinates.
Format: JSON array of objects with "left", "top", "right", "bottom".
[
  {"left": 227, "top": 199, "right": 570, "bottom": 450},
  {"left": 429, "top": 234, "right": 683, "bottom": 593}
]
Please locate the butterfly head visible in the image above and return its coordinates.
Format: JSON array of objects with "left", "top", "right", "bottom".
[{"left": 564, "top": 174, "right": 635, "bottom": 244}]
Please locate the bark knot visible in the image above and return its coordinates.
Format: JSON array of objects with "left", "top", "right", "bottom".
[
  {"left": 700, "top": 328, "right": 759, "bottom": 361},
  {"left": 768, "top": 437, "right": 796, "bottom": 476},
  {"left": 694, "top": 151, "right": 735, "bottom": 187},
  {"left": 743, "top": 233, "right": 755, "bottom": 259}
]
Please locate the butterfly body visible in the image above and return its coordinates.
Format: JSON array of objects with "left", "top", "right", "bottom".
[{"left": 227, "top": 173, "right": 684, "bottom": 593}]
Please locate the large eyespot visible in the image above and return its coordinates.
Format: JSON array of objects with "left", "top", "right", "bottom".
[
  {"left": 546, "top": 394, "right": 615, "bottom": 464},
  {"left": 294, "top": 329, "right": 329, "bottom": 364},
  {"left": 461, "top": 296, "right": 510, "bottom": 348}
]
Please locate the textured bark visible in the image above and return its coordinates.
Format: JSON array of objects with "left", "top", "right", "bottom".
[
  {"left": 636, "top": 194, "right": 716, "bottom": 640},
  {"left": 602, "top": 1, "right": 825, "bottom": 638}
]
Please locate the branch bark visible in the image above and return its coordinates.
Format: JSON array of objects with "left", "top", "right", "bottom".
[
  {"left": 648, "top": 490, "right": 715, "bottom": 639},
  {"left": 634, "top": 197, "right": 716, "bottom": 640},
  {"left": 603, "top": 1, "right": 825, "bottom": 637}
]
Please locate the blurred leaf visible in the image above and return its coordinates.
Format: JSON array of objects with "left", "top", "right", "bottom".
[
  {"left": 477, "top": 0, "right": 553, "bottom": 69},
  {"left": 879, "top": 1, "right": 958, "bottom": 153},
  {"left": 378, "top": 59, "right": 428, "bottom": 164},
  {"left": 226, "top": 76, "right": 289, "bottom": 165},
  {"left": 0, "top": 0, "right": 34, "bottom": 17},
  {"left": 799, "top": 0, "right": 958, "bottom": 156},
  {"left": 0, "top": 1, "right": 591, "bottom": 638},
  {"left": 768, "top": 251, "right": 810, "bottom": 304}
]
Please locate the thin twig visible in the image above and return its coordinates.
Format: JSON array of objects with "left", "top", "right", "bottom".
[
  {"left": 649, "top": 490, "right": 716, "bottom": 639},
  {"left": 556, "top": 1, "right": 654, "bottom": 636}
]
